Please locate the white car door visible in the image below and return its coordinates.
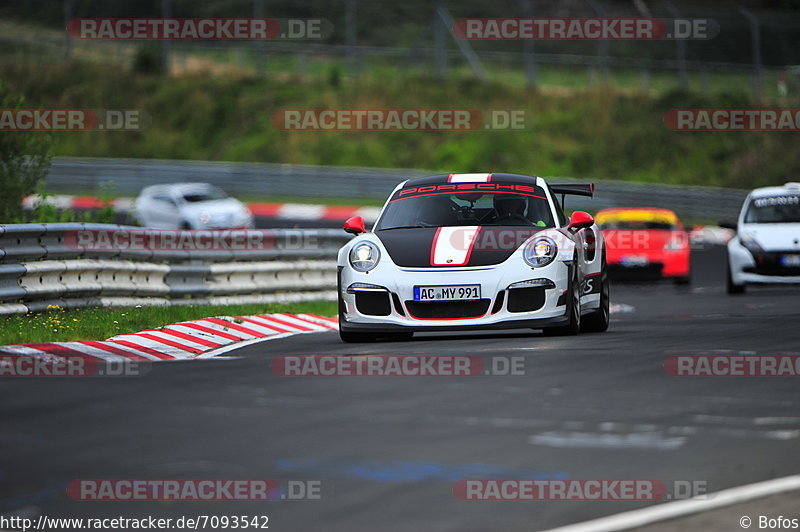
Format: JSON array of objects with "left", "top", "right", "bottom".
[{"left": 147, "top": 193, "right": 183, "bottom": 228}]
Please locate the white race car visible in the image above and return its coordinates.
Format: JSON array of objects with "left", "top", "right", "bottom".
[
  {"left": 337, "top": 173, "right": 609, "bottom": 342},
  {"left": 724, "top": 182, "right": 800, "bottom": 294},
  {"left": 134, "top": 183, "right": 254, "bottom": 230}
]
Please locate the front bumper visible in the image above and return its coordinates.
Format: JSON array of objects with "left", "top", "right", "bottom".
[
  {"left": 338, "top": 259, "right": 571, "bottom": 332},
  {"left": 728, "top": 241, "right": 800, "bottom": 285},
  {"left": 607, "top": 251, "right": 689, "bottom": 279}
]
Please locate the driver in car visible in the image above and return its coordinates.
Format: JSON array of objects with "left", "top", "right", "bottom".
[
  {"left": 493, "top": 194, "right": 531, "bottom": 225},
  {"left": 493, "top": 194, "right": 549, "bottom": 226}
]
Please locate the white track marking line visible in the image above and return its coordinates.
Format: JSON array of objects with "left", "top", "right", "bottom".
[
  {"left": 103, "top": 335, "right": 196, "bottom": 358},
  {"left": 98, "top": 342, "right": 166, "bottom": 361},
  {"left": 240, "top": 315, "right": 302, "bottom": 333},
  {"left": 539, "top": 474, "right": 800, "bottom": 532},
  {"left": 296, "top": 314, "right": 339, "bottom": 328},
  {"left": 138, "top": 330, "right": 216, "bottom": 351},
  {"left": 196, "top": 333, "right": 296, "bottom": 359},
  {"left": 220, "top": 318, "right": 285, "bottom": 336},
  {"left": 270, "top": 314, "right": 328, "bottom": 330},
  {"left": 528, "top": 431, "right": 687, "bottom": 451},
  {"left": 167, "top": 323, "right": 249, "bottom": 342},
  {"left": 58, "top": 342, "right": 131, "bottom": 362},
  {"left": 0, "top": 345, "right": 67, "bottom": 360}
]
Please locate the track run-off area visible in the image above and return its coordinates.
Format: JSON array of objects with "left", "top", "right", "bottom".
[{"left": 1, "top": 245, "right": 799, "bottom": 531}]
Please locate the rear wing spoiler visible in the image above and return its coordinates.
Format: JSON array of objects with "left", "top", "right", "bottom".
[
  {"left": 550, "top": 184, "right": 594, "bottom": 198},
  {"left": 550, "top": 183, "right": 594, "bottom": 211}
]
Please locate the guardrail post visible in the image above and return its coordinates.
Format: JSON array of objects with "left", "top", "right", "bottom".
[
  {"left": 63, "top": 0, "right": 73, "bottom": 61},
  {"left": 161, "top": 0, "right": 172, "bottom": 76},
  {"left": 587, "top": 0, "right": 610, "bottom": 86},
  {"left": 436, "top": 4, "right": 488, "bottom": 81},
  {"left": 253, "top": 0, "right": 267, "bottom": 76},
  {"left": 346, "top": 0, "right": 358, "bottom": 79},
  {"left": 739, "top": 8, "right": 763, "bottom": 101},
  {"left": 664, "top": 3, "right": 689, "bottom": 91},
  {"left": 0, "top": 264, "right": 27, "bottom": 303},
  {"left": 434, "top": 2, "right": 447, "bottom": 80},
  {"left": 520, "top": 0, "right": 537, "bottom": 89}
]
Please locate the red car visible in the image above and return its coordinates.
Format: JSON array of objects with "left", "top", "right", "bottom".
[{"left": 595, "top": 207, "right": 691, "bottom": 284}]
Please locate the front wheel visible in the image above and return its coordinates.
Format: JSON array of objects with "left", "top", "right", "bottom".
[
  {"left": 542, "top": 265, "right": 581, "bottom": 336},
  {"left": 726, "top": 263, "right": 745, "bottom": 294}
]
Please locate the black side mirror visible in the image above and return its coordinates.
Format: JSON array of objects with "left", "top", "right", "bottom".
[{"left": 718, "top": 220, "right": 737, "bottom": 231}]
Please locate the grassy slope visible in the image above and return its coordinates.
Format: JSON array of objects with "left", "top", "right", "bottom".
[
  {"left": 4, "top": 61, "right": 799, "bottom": 191},
  {"left": 0, "top": 301, "right": 337, "bottom": 345}
]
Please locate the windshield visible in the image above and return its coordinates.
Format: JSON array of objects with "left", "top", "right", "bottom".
[
  {"left": 180, "top": 186, "right": 228, "bottom": 203},
  {"left": 744, "top": 195, "right": 800, "bottom": 223},
  {"left": 599, "top": 220, "right": 678, "bottom": 230},
  {"left": 376, "top": 188, "right": 555, "bottom": 230}
]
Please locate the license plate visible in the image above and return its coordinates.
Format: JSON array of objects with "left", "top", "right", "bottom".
[
  {"left": 781, "top": 254, "right": 800, "bottom": 267},
  {"left": 414, "top": 285, "right": 480, "bottom": 301},
  {"left": 620, "top": 255, "right": 649, "bottom": 267}
]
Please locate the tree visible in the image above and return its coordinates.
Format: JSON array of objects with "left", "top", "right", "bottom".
[{"left": 0, "top": 82, "right": 52, "bottom": 223}]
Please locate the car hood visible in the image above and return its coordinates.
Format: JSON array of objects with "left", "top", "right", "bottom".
[
  {"left": 375, "top": 226, "right": 546, "bottom": 267},
  {"left": 741, "top": 223, "right": 800, "bottom": 251}
]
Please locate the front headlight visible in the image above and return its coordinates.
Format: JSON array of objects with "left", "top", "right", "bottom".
[
  {"left": 739, "top": 231, "right": 764, "bottom": 255},
  {"left": 523, "top": 236, "right": 557, "bottom": 267},
  {"left": 664, "top": 234, "right": 686, "bottom": 251},
  {"left": 349, "top": 241, "right": 380, "bottom": 272}
]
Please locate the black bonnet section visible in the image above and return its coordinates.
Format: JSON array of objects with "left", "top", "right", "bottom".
[{"left": 376, "top": 227, "right": 546, "bottom": 267}]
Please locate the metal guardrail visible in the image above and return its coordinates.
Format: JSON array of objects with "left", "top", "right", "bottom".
[
  {"left": 0, "top": 224, "right": 350, "bottom": 315},
  {"left": 45, "top": 157, "right": 749, "bottom": 221}
]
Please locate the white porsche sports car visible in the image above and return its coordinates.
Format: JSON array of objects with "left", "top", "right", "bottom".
[
  {"left": 724, "top": 182, "right": 800, "bottom": 294},
  {"left": 336, "top": 173, "right": 609, "bottom": 342}
]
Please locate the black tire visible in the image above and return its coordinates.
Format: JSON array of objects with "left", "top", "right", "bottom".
[
  {"left": 542, "top": 263, "right": 581, "bottom": 336},
  {"left": 674, "top": 275, "right": 691, "bottom": 285},
  {"left": 581, "top": 268, "right": 610, "bottom": 333},
  {"left": 727, "top": 263, "right": 745, "bottom": 294}
]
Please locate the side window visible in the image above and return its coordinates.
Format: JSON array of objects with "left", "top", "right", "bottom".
[{"left": 153, "top": 194, "right": 177, "bottom": 206}]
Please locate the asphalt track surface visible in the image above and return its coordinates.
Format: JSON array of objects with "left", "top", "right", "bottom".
[{"left": 2, "top": 245, "right": 799, "bottom": 532}]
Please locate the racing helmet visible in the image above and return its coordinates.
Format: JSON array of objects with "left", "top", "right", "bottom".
[{"left": 493, "top": 194, "right": 526, "bottom": 216}]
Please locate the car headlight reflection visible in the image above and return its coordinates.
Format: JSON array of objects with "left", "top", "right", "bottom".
[
  {"left": 349, "top": 241, "right": 380, "bottom": 272},
  {"left": 523, "top": 236, "right": 557, "bottom": 267}
]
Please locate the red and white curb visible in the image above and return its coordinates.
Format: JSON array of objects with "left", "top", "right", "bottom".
[
  {"left": 23, "top": 195, "right": 381, "bottom": 223},
  {"left": 0, "top": 313, "right": 338, "bottom": 362}
]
